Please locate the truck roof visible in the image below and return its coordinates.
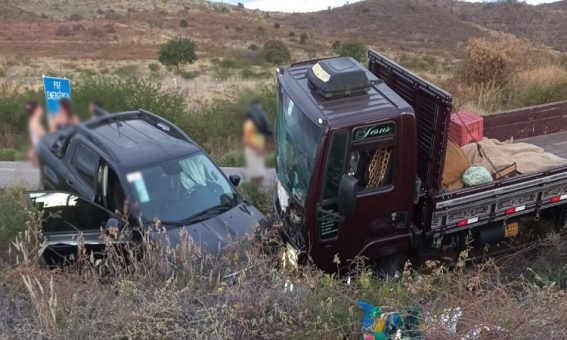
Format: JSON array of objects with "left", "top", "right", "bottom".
[
  {"left": 74, "top": 110, "right": 200, "bottom": 170},
  {"left": 282, "top": 61, "right": 414, "bottom": 128}
]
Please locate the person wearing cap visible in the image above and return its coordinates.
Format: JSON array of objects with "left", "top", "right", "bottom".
[{"left": 25, "top": 101, "right": 46, "bottom": 167}]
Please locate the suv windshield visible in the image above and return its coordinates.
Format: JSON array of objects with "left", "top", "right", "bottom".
[
  {"left": 276, "top": 85, "right": 323, "bottom": 206},
  {"left": 126, "top": 152, "right": 237, "bottom": 224}
]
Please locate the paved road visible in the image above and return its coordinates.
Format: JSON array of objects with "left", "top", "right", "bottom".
[{"left": 0, "top": 161, "right": 276, "bottom": 190}]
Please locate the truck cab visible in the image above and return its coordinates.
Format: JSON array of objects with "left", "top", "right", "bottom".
[
  {"left": 273, "top": 53, "right": 431, "bottom": 271},
  {"left": 274, "top": 50, "right": 567, "bottom": 272}
]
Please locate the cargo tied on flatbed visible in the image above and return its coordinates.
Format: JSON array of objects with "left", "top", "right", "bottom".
[{"left": 271, "top": 49, "right": 567, "bottom": 272}]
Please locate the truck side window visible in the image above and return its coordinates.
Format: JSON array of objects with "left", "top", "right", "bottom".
[
  {"left": 349, "top": 141, "right": 394, "bottom": 192},
  {"left": 73, "top": 145, "right": 99, "bottom": 189},
  {"left": 322, "top": 130, "right": 348, "bottom": 201}
]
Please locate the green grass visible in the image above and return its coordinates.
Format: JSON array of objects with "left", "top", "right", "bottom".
[
  {"left": 176, "top": 70, "right": 199, "bottom": 80},
  {"left": 0, "top": 189, "right": 28, "bottom": 245},
  {"left": 0, "top": 148, "right": 26, "bottom": 161}
]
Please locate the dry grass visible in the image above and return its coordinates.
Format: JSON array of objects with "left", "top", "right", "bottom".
[{"left": 1, "top": 206, "right": 567, "bottom": 338}]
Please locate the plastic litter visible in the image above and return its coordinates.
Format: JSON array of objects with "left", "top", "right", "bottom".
[
  {"left": 462, "top": 166, "right": 493, "bottom": 187},
  {"left": 357, "top": 300, "right": 421, "bottom": 340}
]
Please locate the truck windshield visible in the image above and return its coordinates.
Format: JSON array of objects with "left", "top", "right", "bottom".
[
  {"left": 126, "top": 152, "right": 237, "bottom": 224},
  {"left": 276, "top": 86, "right": 323, "bottom": 206}
]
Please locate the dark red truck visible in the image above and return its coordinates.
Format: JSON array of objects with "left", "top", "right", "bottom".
[{"left": 272, "top": 49, "right": 567, "bottom": 271}]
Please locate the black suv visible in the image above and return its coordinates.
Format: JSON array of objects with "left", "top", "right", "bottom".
[{"left": 30, "top": 109, "right": 267, "bottom": 259}]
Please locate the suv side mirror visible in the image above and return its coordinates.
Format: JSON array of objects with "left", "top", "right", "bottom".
[
  {"left": 338, "top": 175, "right": 358, "bottom": 215},
  {"left": 229, "top": 174, "right": 241, "bottom": 187}
]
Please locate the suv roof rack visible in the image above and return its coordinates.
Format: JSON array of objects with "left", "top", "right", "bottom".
[
  {"left": 84, "top": 109, "right": 192, "bottom": 143},
  {"left": 77, "top": 109, "right": 193, "bottom": 162}
]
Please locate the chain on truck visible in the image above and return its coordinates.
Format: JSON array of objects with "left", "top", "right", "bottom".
[{"left": 272, "top": 49, "right": 567, "bottom": 272}]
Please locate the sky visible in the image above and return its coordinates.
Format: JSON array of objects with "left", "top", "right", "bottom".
[{"left": 210, "top": 0, "right": 561, "bottom": 12}]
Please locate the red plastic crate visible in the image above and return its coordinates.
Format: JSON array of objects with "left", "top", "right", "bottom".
[{"left": 448, "top": 111, "right": 484, "bottom": 146}]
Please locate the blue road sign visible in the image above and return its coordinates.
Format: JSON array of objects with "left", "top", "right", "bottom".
[{"left": 42, "top": 76, "right": 71, "bottom": 117}]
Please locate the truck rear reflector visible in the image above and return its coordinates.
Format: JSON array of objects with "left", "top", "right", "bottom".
[
  {"left": 550, "top": 194, "right": 567, "bottom": 203},
  {"left": 457, "top": 217, "right": 479, "bottom": 227},
  {"left": 505, "top": 205, "right": 526, "bottom": 215}
]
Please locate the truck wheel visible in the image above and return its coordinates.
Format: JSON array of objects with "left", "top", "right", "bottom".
[{"left": 376, "top": 253, "right": 407, "bottom": 278}]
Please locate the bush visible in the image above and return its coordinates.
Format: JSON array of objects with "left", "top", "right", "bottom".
[
  {"left": 300, "top": 32, "right": 308, "bottom": 44},
  {"left": 218, "top": 151, "right": 245, "bottom": 167},
  {"left": 113, "top": 64, "right": 139, "bottom": 77},
  {"left": 332, "top": 39, "right": 367, "bottom": 62},
  {"left": 248, "top": 44, "right": 258, "bottom": 51},
  {"left": 177, "top": 70, "right": 199, "bottom": 80},
  {"left": 179, "top": 19, "right": 188, "bottom": 28},
  {"left": 71, "top": 77, "right": 187, "bottom": 123},
  {"left": 274, "top": 23, "right": 280, "bottom": 29},
  {"left": 263, "top": 40, "right": 291, "bottom": 65},
  {"left": 158, "top": 38, "right": 198, "bottom": 67},
  {"left": 188, "top": 85, "right": 276, "bottom": 155},
  {"left": 0, "top": 189, "right": 27, "bottom": 246},
  {"left": 289, "top": 31, "right": 295, "bottom": 37},
  {"left": 55, "top": 25, "right": 72, "bottom": 37},
  {"left": 148, "top": 63, "right": 160, "bottom": 73},
  {"left": 462, "top": 37, "right": 554, "bottom": 87},
  {"left": 69, "top": 13, "right": 83, "bottom": 21}
]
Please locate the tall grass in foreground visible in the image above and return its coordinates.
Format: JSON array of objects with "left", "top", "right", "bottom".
[{"left": 1, "top": 204, "right": 567, "bottom": 338}]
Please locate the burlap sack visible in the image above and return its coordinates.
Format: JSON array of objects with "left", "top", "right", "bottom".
[
  {"left": 462, "top": 138, "right": 567, "bottom": 174},
  {"left": 443, "top": 139, "right": 471, "bottom": 186}
]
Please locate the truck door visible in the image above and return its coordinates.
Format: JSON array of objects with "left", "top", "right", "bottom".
[
  {"left": 318, "top": 123, "right": 412, "bottom": 261},
  {"left": 68, "top": 144, "right": 100, "bottom": 201}
]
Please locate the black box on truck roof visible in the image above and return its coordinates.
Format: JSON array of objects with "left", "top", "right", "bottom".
[{"left": 307, "top": 56, "right": 380, "bottom": 99}]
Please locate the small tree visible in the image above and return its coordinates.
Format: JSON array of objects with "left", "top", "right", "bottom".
[
  {"left": 263, "top": 40, "right": 291, "bottom": 65},
  {"left": 179, "top": 19, "right": 188, "bottom": 28},
  {"left": 300, "top": 32, "right": 308, "bottom": 44},
  {"left": 332, "top": 39, "right": 367, "bottom": 62},
  {"left": 158, "top": 38, "right": 197, "bottom": 67}
]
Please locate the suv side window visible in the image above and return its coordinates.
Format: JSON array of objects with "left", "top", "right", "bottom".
[
  {"left": 73, "top": 145, "right": 100, "bottom": 189},
  {"left": 348, "top": 140, "right": 394, "bottom": 193}
]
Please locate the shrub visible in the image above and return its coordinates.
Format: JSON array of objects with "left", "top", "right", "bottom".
[
  {"left": 113, "top": 64, "right": 139, "bottom": 77},
  {"left": 0, "top": 148, "right": 16, "bottom": 161},
  {"left": 332, "top": 39, "right": 367, "bottom": 62},
  {"left": 263, "top": 40, "right": 291, "bottom": 65},
  {"left": 148, "top": 63, "right": 160, "bottom": 73},
  {"left": 288, "top": 31, "right": 295, "bottom": 37},
  {"left": 0, "top": 189, "right": 27, "bottom": 246},
  {"left": 274, "top": 23, "right": 280, "bottom": 29},
  {"left": 188, "top": 85, "right": 276, "bottom": 155},
  {"left": 461, "top": 37, "right": 554, "bottom": 87},
  {"left": 299, "top": 32, "right": 308, "bottom": 44},
  {"left": 248, "top": 44, "right": 259, "bottom": 51},
  {"left": 69, "top": 13, "right": 83, "bottom": 21},
  {"left": 504, "top": 66, "right": 567, "bottom": 109},
  {"left": 179, "top": 19, "right": 188, "bottom": 28},
  {"left": 158, "top": 38, "right": 197, "bottom": 67},
  {"left": 218, "top": 151, "right": 245, "bottom": 167},
  {"left": 55, "top": 25, "right": 72, "bottom": 37},
  {"left": 177, "top": 70, "right": 199, "bottom": 80},
  {"left": 256, "top": 26, "right": 265, "bottom": 34},
  {"left": 86, "top": 26, "right": 104, "bottom": 37}
]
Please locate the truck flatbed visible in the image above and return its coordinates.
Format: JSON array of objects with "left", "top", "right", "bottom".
[{"left": 521, "top": 130, "right": 567, "bottom": 159}]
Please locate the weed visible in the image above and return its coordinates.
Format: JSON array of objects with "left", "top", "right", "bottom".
[
  {"left": 177, "top": 70, "right": 199, "bottom": 80},
  {"left": 113, "top": 64, "right": 139, "bottom": 77}
]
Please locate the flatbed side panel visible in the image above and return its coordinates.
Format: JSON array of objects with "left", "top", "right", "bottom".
[
  {"left": 431, "top": 172, "right": 567, "bottom": 236},
  {"left": 484, "top": 101, "right": 567, "bottom": 141},
  {"left": 367, "top": 50, "right": 452, "bottom": 196}
]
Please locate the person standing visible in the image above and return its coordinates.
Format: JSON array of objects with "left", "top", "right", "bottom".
[
  {"left": 243, "top": 101, "right": 271, "bottom": 184},
  {"left": 25, "top": 101, "right": 46, "bottom": 167},
  {"left": 49, "top": 98, "right": 79, "bottom": 132}
]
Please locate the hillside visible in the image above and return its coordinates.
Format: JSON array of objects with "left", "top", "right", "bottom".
[
  {"left": 283, "top": 0, "right": 567, "bottom": 53},
  {"left": 1, "top": 0, "right": 567, "bottom": 61}
]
